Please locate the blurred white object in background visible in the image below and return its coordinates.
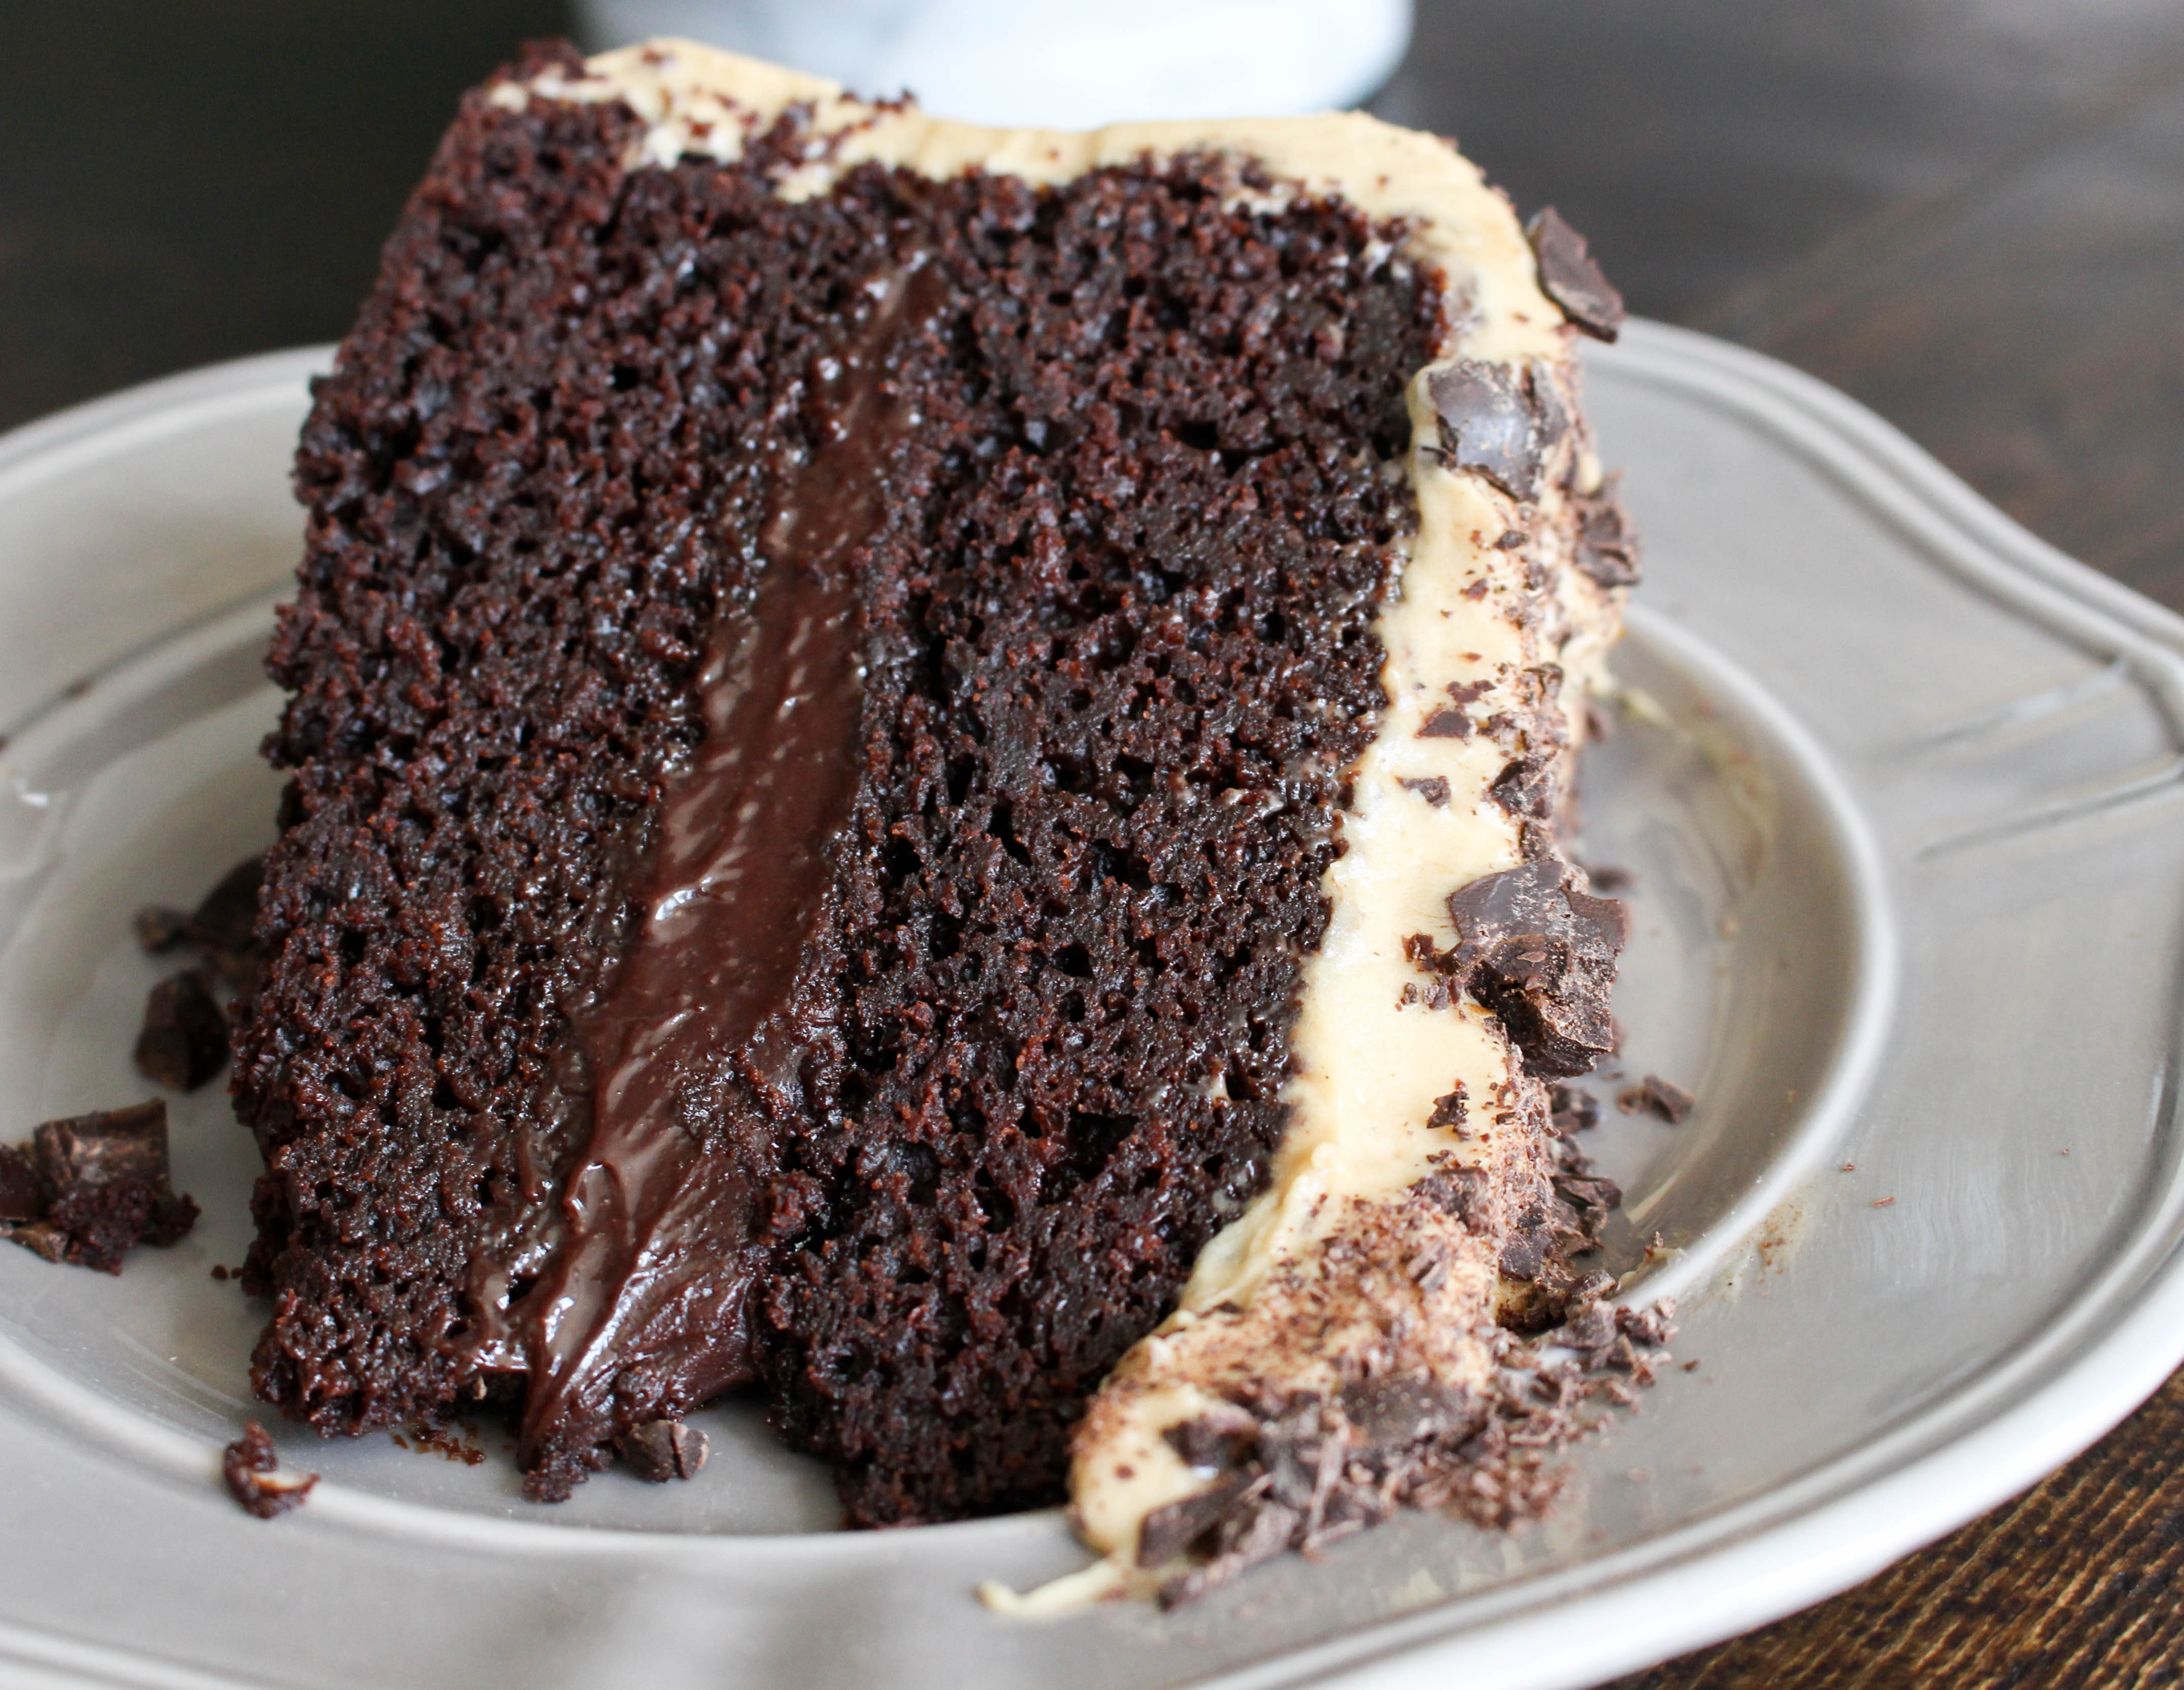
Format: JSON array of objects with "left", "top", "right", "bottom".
[{"left": 574, "top": 0, "right": 1414, "bottom": 126}]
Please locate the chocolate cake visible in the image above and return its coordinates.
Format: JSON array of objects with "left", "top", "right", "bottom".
[{"left": 231, "top": 39, "right": 1653, "bottom": 1582}]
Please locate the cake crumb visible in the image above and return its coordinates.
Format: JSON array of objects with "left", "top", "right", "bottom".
[
  {"left": 223, "top": 1422, "right": 318, "bottom": 1518},
  {"left": 1619, "top": 1074, "right": 1694, "bottom": 1124},
  {"left": 617, "top": 1419, "right": 709, "bottom": 1482}
]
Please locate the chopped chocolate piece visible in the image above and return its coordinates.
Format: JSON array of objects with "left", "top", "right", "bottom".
[
  {"left": 1417, "top": 706, "right": 1472, "bottom": 740},
  {"left": 1413, "top": 1165, "right": 1487, "bottom": 1222},
  {"left": 0, "top": 1144, "right": 39, "bottom": 1224},
  {"left": 1573, "top": 483, "right": 1641, "bottom": 590},
  {"left": 132, "top": 906, "right": 192, "bottom": 954},
  {"left": 1164, "top": 1406, "right": 1257, "bottom": 1473},
  {"left": 1525, "top": 206, "right": 1625, "bottom": 342},
  {"left": 616, "top": 1419, "right": 710, "bottom": 1483},
  {"left": 1493, "top": 528, "right": 1526, "bottom": 551},
  {"left": 11, "top": 1101, "right": 199, "bottom": 1273},
  {"left": 1489, "top": 753, "right": 1557, "bottom": 821},
  {"left": 1446, "top": 859, "right": 1626, "bottom": 1078},
  {"left": 1620, "top": 1074, "right": 1695, "bottom": 1124},
  {"left": 1160, "top": 1497, "right": 1302, "bottom": 1607},
  {"left": 1427, "top": 1087, "right": 1468, "bottom": 1131},
  {"left": 1548, "top": 1082, "right": 1600, "bottom": 1135},
  {"left": 1428, "top": 360, "right": 1543, "bottom": 500},
  {"left": 1556, "top": 1171, "right": 1623, "bottom": 1214},
  {"left": 1337, "top": 1375, "right": 1479, "bottom": 1449},
  {"left": 1556, "top": 1300, "right": 1617, "bottom": 1353},
  {"left": 1499, "top": 1219, "right": 1550, "bottom": 1281},
  {"left": 1446, "top": 678, "right": 1493, "bottom": 707},
  {"left": 133, "top": 970, "right": 229, "bottom": 1091},
  {"left": 1399, "top": 776, "right": 1451, "bottom": 806},
  {"left": 1137, "top": 1469, "right": 1257, "bottom": 1566},
  {"left": 224, "top": 1421, "right": 319, "bottom": 1519}
]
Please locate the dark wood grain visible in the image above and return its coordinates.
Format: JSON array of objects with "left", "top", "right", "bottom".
[
  {"left": 1602, "top": 1370, "right": 2184, "bottom": 1688},
  {"left": 4, "top": 3, "right": 2184, "bottom": 1682}
]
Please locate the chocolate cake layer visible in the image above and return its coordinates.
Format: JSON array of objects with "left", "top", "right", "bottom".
[{"left": 235, "top": 41, "right": 1442, "bottom": 1512}]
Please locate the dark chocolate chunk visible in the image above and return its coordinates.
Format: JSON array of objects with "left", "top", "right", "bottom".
[
  {"left": 13, "top": 1101, "right": 199, "bottom": 1273},
  {"left": 224, "top": 1421, "right": 319, "bottom": 1519},
  {"left": 1137, "top": 1469, "right": 1257, "bottom": 1567},
  {"left": 1573, "top": 483, "right": 1641, "bottom": 590},
  {"left": 1427, "top": 360, "right": 1543, "bottom": 500},
  {"left": 1499, "top": 1220, "right": 1550, "bottom": 1282},
  {"left": 1548, "top": 1082, "right": 1600, "bottom": 1135},
  {"left": 1417, "top": 707, "right": 1472, "bottom": 740},
  {"left": 1413, "top": 1165, "right": 1487, "bottom": 1222},
  {"left": 1446, "top": 679, "right": 1493, "bottom": 708},
  {"left": 134, "top": 970, "right": 230, "bottom": 1092},
  {"left": 1160, "top": 1495, "right": 1302, "bottom": 1607},
  {"left": 1493, "top": 529, "right": 1526, "bottom": 551},
  {"left": 1338, "top": 1375, "right": 1480, "bottom": 1450},
  {"left": 1399, "top": 776, "right": 1450, "bottom": 807},
  {"left": 616, "top": 1419, "right": 710, "bottom": 1483},
  {"left": 1525, "top": 207, "right": 1625, "bottom": 342},
  {"left": 1446, "top": 859, "right": 1626, "bottom": 1079},
  {"left": 1556, "top": 1300, "right": 1617, "bottom": 1353},
  {"left": 1489, "top": 753, "right": 1557, "bottom": 821},
  {"left": 1427, "top": 1087, "right": 1468, "bottom": 1131},
  {"left": 0, "top": 1144, "right": 39, "bottom": 1224},
  {"left": 1164, "top": 1405, "right": 1257, "bottom": 1473},
  {"left": 1620, "top": 1074, "right": 1695, "bottom": 1124}
]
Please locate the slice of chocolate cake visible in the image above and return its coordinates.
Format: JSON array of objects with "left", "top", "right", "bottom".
[{"left": 231, "top": 39, "right": 1648, "bottom": 1566}]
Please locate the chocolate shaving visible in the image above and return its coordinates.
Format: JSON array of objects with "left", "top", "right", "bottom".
[
  {"left": 1525, "top": 207, "right": 1625, "bottom": 342},
  {"left": 1152, "top": 1300, "right": 1675, "bottom": 1608},
  {"left": 617, "top": 1418, "right": 710, "bottom": 1482},
  {"left": 1620, "top": 1074, "right": 1694, "bottom": 1124},
  {"left": 1573, "top": 482, "right": 1641, "bottom": 590},
  {"left": 224, "top": 1421, "right": 319, "bottom": 1519},
  {"left": 1417, "top": 707, "right": 1472, "bottom": 740},
  {"left": 1446, "top": 859, "right": 1626, "bottom": 1078},
  {"left": 1399, "top": 776, "right": 1451, "bottom": 806},
  {"left": 1427, "top": 1087, "right": 1468, "bottom": 1131}
]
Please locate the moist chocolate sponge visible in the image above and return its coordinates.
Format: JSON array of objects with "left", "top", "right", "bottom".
[{"left": 233, "top": 42, "right": 1441, "bottom": 1521}]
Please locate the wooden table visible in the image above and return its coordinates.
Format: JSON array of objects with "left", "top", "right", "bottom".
[{"left": 5, "top": 2, "right": 2182, "bottom": 1681}]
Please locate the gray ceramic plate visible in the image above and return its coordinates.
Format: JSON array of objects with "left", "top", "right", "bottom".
[{"left": 2, "top": 322, "right": 2181, "bottom": 1689}]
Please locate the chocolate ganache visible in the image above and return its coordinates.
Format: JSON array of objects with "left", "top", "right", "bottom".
[{"left": 519, "top": 259, "right": 955, "bottom": 1489}]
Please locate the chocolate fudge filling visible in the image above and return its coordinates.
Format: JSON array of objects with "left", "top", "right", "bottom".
[
  {"left": 518, "top": 260, "right": 947, "bottom": 1482},
  {"left": 237, "top": 50, "right": 1440, "bottom": 1515}
]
